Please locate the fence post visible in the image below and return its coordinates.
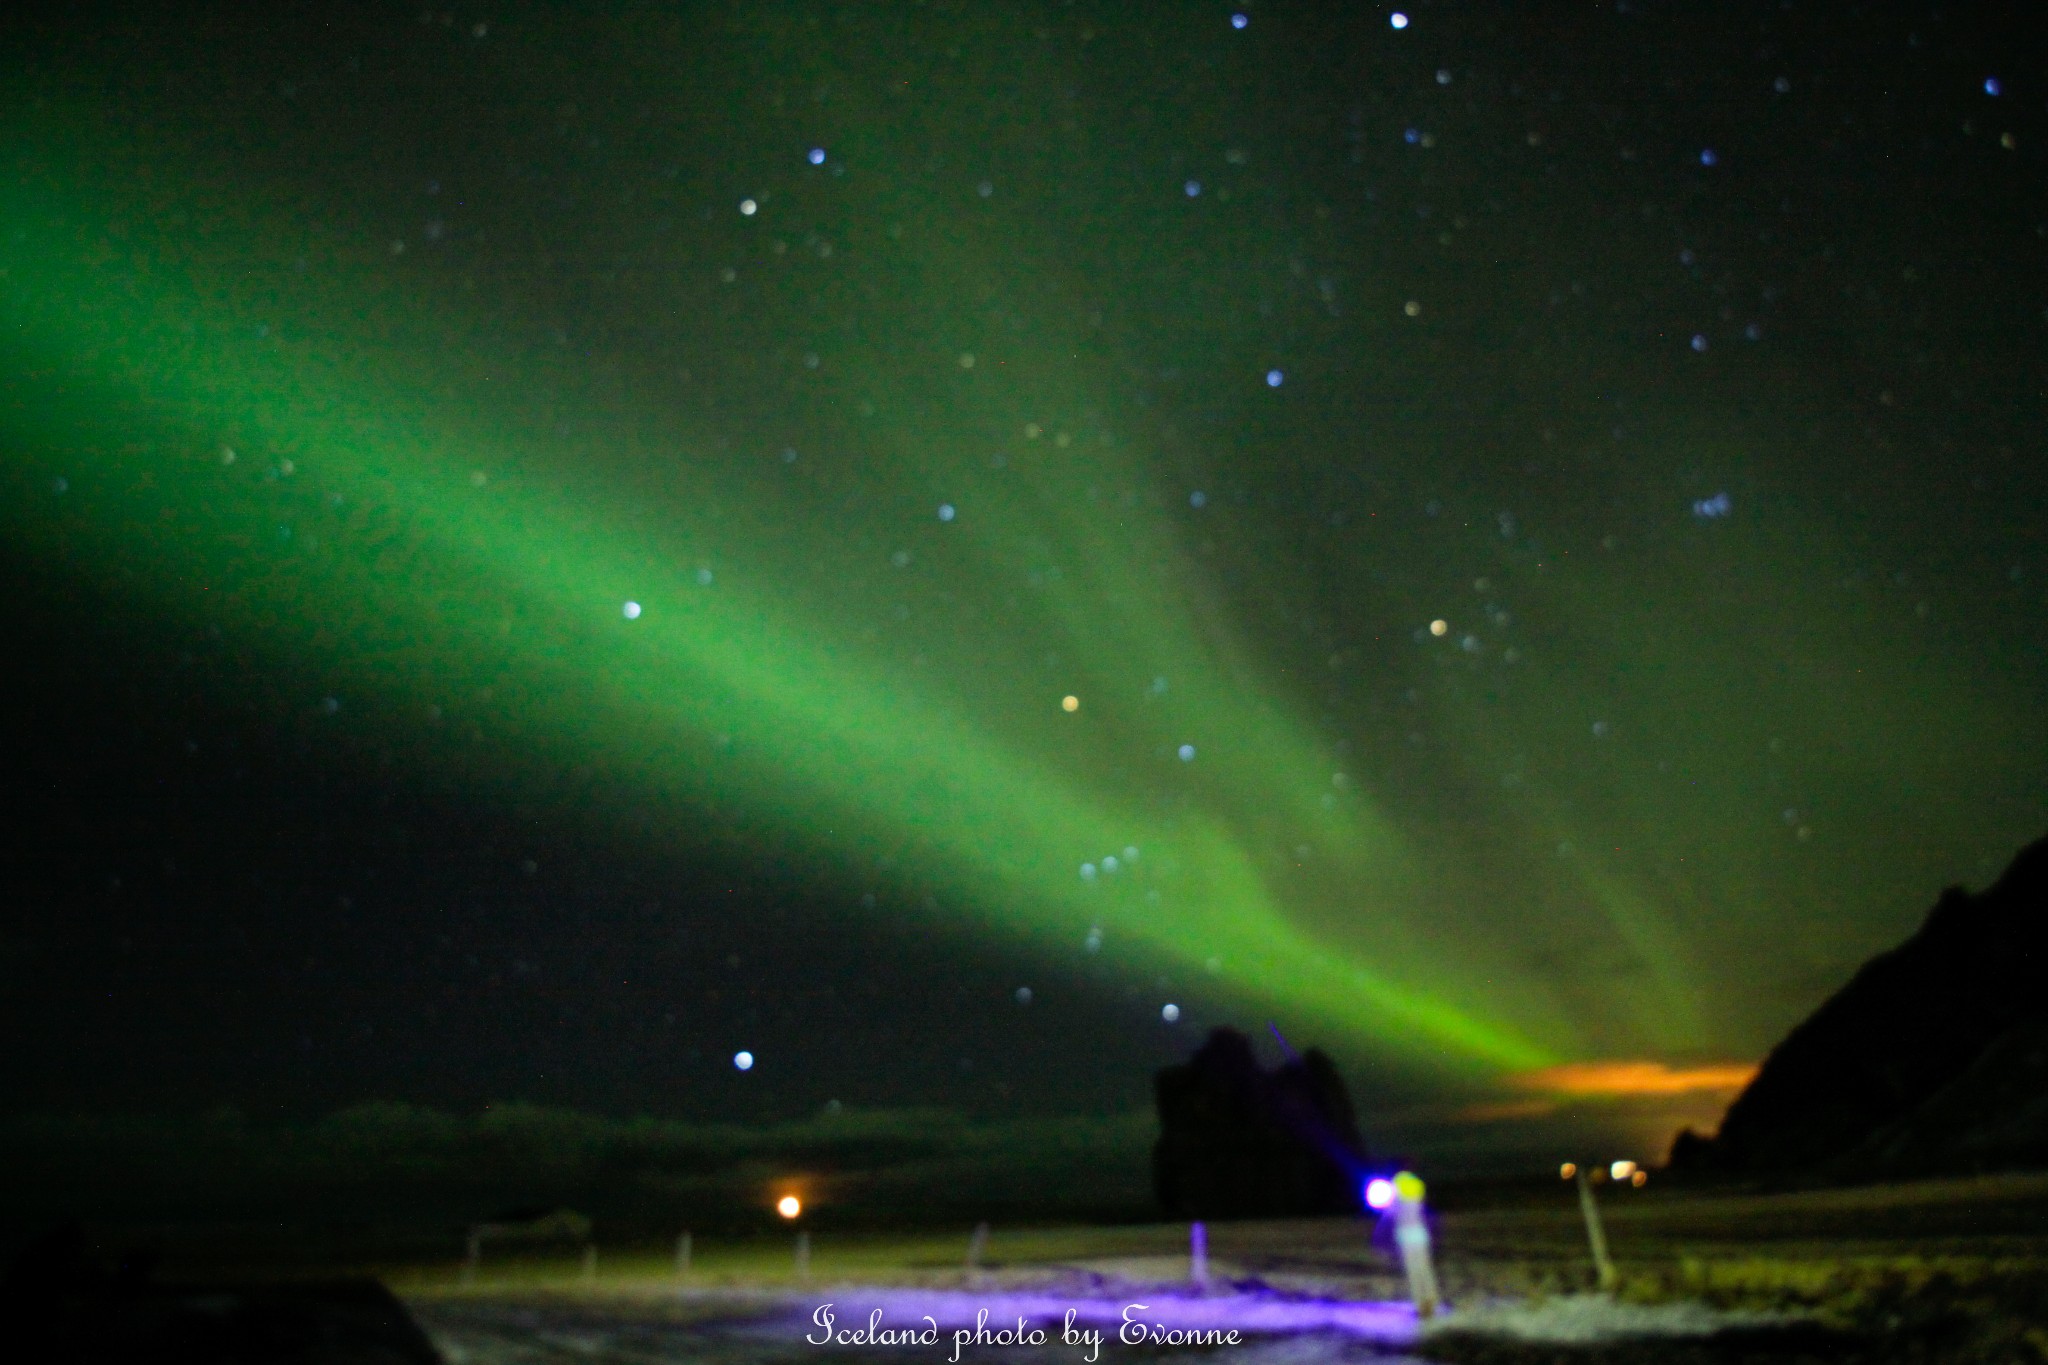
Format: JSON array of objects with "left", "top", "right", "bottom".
[
  {"left": 1576, "top": 1170, "right": 1617, "bottom": 1291},
  {"left": 1391, "top": 1172, "right": 1440, "bottom": 1319},
  {"left": 965, "top": 1222, "right": 989, "bottom": 1286}
]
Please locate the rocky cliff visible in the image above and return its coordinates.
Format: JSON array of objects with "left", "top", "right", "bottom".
[
  {"left": 1153, "top": 1027, "right": 1369, "bottom": 1218},
  {"left": 1670, "top": 834, "right": 2048, "bottom": 1179}
]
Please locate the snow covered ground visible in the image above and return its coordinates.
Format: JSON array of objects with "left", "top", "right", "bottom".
[{"left": 415, "top": 1283, "right": 1799, "bottom": 1364}]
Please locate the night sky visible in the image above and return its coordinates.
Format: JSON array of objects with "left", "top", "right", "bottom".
[{"left": 4, "top": 0, "right": 2046, "bottom": 1173}]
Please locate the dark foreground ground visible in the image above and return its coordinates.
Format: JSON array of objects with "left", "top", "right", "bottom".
[{"left": 8, "top": 1173, "right": 2046, "bottom": 1363}]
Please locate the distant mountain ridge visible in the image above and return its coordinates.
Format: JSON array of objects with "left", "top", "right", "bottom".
[{"left": 1671, "top": 833, "right": 2048, "bottom": 1179}]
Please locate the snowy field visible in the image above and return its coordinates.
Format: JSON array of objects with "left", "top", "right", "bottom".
[
  {"left": 413, "top": 1283, "right": 1799, "bottom": 1365},
  {"left": 373, "top": 1177, "right": 2048, "bottom": 1362}
]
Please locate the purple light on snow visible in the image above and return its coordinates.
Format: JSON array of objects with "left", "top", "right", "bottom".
[{"left": 808, "top": 1288, "right": 1421, "bottom": 1345}]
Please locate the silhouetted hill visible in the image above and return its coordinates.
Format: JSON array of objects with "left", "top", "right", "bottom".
[
  {"left": 3, "top": 1224, "right": 441, "bottom": 1365},
  {"left": 1153, "top": 1027, "right": 1368, "bottom": 1218},
  {"left": 1671, "top": 834, "right": 2048, "bottom": 1179}
]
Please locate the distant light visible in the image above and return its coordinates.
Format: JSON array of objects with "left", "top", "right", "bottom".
[
  {"left": 1080, "top": 862, "right": 1097, "bottom": 881},
  {"left": 1390, "top": 12, "right": 1409, "bottom": 29},
  {"left": 1393, "top": 1170, "right": 1425, "bottom": 1202},
  {"left": 808, "top": 147, "right": 826, "bottom": 165},
  {"left": 1101, "top": 855, "right": 1120, "bottom": 873},
  {"left": 1560, "top": 1162, "right": 1577, "bottom": 1180},
  {"left": 1177, "top": 744, "right": 1196, "bottom": 762},
  {"left": 1185, "top": 179, "right": 1202, "bottom": 197},
  {"left": 1610, "top": 1159, "right": 1637, "bottom": 1182},
  {"left": 1693, "top": 491, "right": 1732, "bottom": 519},
  {"left": 733, "top": 1051, "right": 754, "bottom": 1071},
  {"left": 1266, "top": 368, "right": 1284, "bottom": 387},
  {"left": 976, "top": 180, "right": 994, "bottom": 198},
  {"left": 622, "top": 600, "right": 642, "bottom": 620},
  {"left": 1699, "top": 148, "right": 1718, "bottom": 166},
  {"left": 696, "top": 567, "right": 715, "bottom": 585},
  {"left": 739, "top": 198, "right": 758, "bottom": 216},
  {"left": 777, "top": 1195, "right": 802, "bottom": 1219},
  {"left": 1691, "top": 333, "right": 1709, "bottom": 352},
  {"left": 1403, "top": 300, "right": 1422, "bottom": 317},
  {"left": 1084, "top": 926, "right": 1103, "bottom": 952},
  {"left": 1015, "top": 986, "right": 1033, "bottom": 1004},
  {"left": 1436, "top": 68, "right": 1452, "bottom": 85},
  {"left": 1231, "top": 13, "right": 1248, "bottom": 29},
  {"left": 1161, "top": 1003, "right": 1181, "bottom": 1022},
  {"left": 1429, "top": 618, "right": 1448, "bottom": 636},
  {"left": 938, "top": 502, "right": 956, "bottom": 521},
  {"left": 1062, "top": 694, "right": 1080, "bottom": 712},
  {"left": 1631, "top": 1169, "right": 1649, "bottom": 1187},
  {"left": 1365, "top": 1177, "right": 1396, "bottom": 1210},
  {"left": 1772, "top": 76, "right": 1791, "bottom": 94},
  {"left": 1985, "top": 77, "right": 2002, "bottom": 97},
  {"left": 1189, "top": 490, "right": 1207, "bottom": 508}
]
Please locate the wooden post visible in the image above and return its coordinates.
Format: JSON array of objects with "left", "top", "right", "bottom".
[
  {"left": 675, "top": 1230, "right": 692, "bottom": 1279},
  {"left": 581, "top": 1242, "right": 598, "bottom": 1284},
  {"left": 460, "top": 1230, "right": 480, "bottom": 1287},
  {"left": 965, "top": 1221, "right": 988, "bottom": 1286},
  {"left": 1189, "top": 1221, "right": 1209, "bottom": 1291},
  {"left": 1392, "top": 1173, "right": 1440, "bottom": 1319},
  {"left": 1576, "top": 1169, "right": 1617, "bottom": 1291}
]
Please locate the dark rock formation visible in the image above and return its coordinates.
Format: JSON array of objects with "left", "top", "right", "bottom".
[
  {"left": 1670, "top": 833, "right": 2048, "bottom": 1179},
  {"left": 2, "top": 1223, "right": 444, "bottom": 1363},
  {"left": 1153, "top": 1027, "right": 1369, "bottom": 1218}
]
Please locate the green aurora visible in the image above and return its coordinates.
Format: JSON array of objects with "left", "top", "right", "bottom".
[
  {"left": 5, "top": 3, "right": 2046, "bottom": 1118},
  {"left": 3, "top": 139, "right": 1547, "bottom": 1074}
]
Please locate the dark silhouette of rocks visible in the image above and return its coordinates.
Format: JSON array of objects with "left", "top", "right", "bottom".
[
  {"left": 1153, "top": 1026, "right": 1369, "bottom": 1218},
  {"left": 1670, "top": 833, "right": 2048, "bottom": 1179},
  {"left": 2, "top": 1222, "right": 444, "bottom": 1363}
]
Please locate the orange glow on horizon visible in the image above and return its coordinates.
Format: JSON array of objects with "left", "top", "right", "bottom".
[
  {"left": 776, "top": 1194, "right": 802, "bottom": 1219},
  {"left": 1510, "top": 1059, "right": 1759, "bottom": 1097}
]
